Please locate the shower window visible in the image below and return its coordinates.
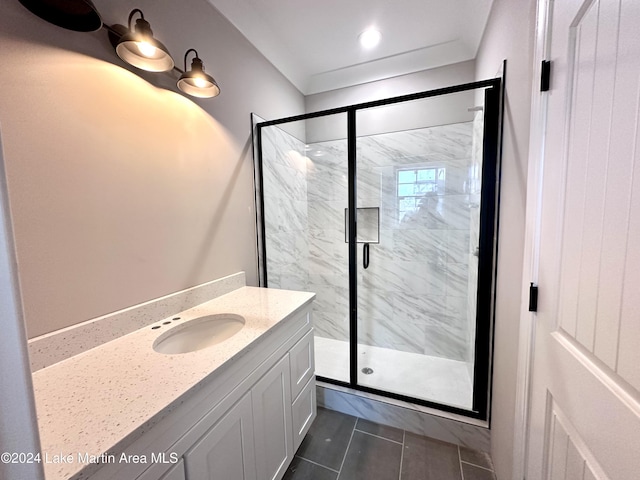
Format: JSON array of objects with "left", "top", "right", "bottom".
[{"left": 397, "top": 167, "right": 446, "bottom": 222}]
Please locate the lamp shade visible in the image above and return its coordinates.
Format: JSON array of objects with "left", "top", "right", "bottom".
[
  {"left": 177, "top": 51, "right": 220, "bottom": 98},
  {"left": 115, "top": 10, "right": 174, "bottom": 72},
  {"left": 18, "top": 0, "right": 102, "bottom": 32}
]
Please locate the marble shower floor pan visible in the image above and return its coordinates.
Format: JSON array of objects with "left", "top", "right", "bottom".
[{"left": 314, "top": 336, "right": 473, "bottom": 410}]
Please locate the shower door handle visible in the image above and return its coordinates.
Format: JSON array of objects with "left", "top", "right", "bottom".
[{"left": 363, "top": 243, "right": 370, "bottom": 269}]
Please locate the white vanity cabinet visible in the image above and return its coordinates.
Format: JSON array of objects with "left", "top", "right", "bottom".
[
  {"left": 183, "top": 332, "right": 316, "bottom": 480},
  {"left": 183, "top": 353, "right": 294, "bottom": 480},
  {"left": 100, "top": 305, "right": 315, "bottom": 480}
]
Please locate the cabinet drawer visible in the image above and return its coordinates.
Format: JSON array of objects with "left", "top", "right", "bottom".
[
  {"left": 289, "top": 329, "right": 314, "bottom": 400},
  {"left": 291, "top": 378, "right": 316, "bottom": 452}
]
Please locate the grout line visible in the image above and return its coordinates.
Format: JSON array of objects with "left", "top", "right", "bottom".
[
  {"left": 354, "top": 427, "right": 404, "bottom": 445},
  {"left": 458, "top": 445, "right": 465, "bottom": 480},
  {"left": 460, "top": 460, "right": 495, "bottom": 472},
  {"left": 335, "top": 419, "right": 357, "bottom": 480},
  {"left": 398, "top": 429, "right": 406, "bottom": 480},
  {"left": 294, "top": 455, "right": 341, "bottom": 474}
]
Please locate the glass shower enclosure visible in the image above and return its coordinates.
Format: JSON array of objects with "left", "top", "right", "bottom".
[{"left": 254, "top": 79, "right": 501, "bottom": 419}]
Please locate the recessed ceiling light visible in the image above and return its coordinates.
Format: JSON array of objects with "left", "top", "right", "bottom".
[{"left": 359, "top": 28, "right": 381, "bottom": 49}]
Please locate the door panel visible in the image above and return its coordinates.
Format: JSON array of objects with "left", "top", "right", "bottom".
[
  {"left": 547, "top": 400, "right": 602, "bottom": 480},
  {"left": 259, "top": 115, "right": 351, "bottom": 384},
  {"left": 527, "top": 0, "right": 640, "bottom": 478},
  {"left": 353, "top": 91, "right": 488, "bottom": 411}
]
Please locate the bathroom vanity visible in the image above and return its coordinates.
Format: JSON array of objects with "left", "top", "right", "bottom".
[{"left": 31, "top": 286, "right": 316, "bottom": 480}]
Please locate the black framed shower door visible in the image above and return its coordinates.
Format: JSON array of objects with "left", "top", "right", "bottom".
[{"left": 253, "top": 78, "right": 502, "bottom": 421}]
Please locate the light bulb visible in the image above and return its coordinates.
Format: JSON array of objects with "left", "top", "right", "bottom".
[
  {"left": 137, "top": 41, "right": 156, "bottom": 58},
  {"left": 193, "top": 76, "right": 207, "bottom": 88}
]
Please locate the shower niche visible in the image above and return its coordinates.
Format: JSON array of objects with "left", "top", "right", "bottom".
[{"left": 253, "top": 79, "right": 501, "bottom": 420}]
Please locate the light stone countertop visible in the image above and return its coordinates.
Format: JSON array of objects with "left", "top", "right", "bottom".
[{"left": 31, "top": 286, "right": 315, "bottom": 480}]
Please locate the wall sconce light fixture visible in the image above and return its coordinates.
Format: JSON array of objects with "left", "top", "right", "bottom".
[
  {"left": 177, "top": 49, "right": 220, "bottom": 99},
  {"left": 115, "top": 9, "right": 174, "bottom": 72},
  {"left": 18, "top": 2, "right": 221, "bottom": 100}
]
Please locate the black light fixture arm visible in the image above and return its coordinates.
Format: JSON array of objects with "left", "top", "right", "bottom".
[
  {"left": 183, "top": 48, "right": 200, "bottom": 71},
  {"left": 126, "top": 8, "right": 154, "bottom": 39},
  {"left": 128, "top": 8, "right": 145, "bottom": 29},
  {"left": 102, "top": 23, "right": 121, "bottom": 37}
]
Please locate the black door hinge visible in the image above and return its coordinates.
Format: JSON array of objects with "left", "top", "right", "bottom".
[
  {"left": 528, "top": 283, "right": 539, "bottom": 312},
  {"left": 540, "top": 60, "right": 551, "bottom": 92}
]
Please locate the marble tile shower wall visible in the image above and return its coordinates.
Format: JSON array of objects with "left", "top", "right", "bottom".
[
  {"left": 305, "top": 140, "right": 351, "bottom": 341},
  {"left": 262, "top": 122, "right": 478, "bottom": 364},
  {"left": 466, "top": 111, "right": 485, "bottom": 368},
  {"left": 307, "top": 123, "right": 477, "bottom": 362},
  {"left": 261, "top": 127, "right": 310, "bottom": 292}
]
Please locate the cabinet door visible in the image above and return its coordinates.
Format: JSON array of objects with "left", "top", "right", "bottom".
[
  {"left": 289, "top": 330, "right": 314, "bottom": 401},
  {"left": 159, "top": 460, "right": 185, "bottom": 480},
  {"left": 251, "top": 355, "right": 293, "bottom": 480},
  {"left": 184, "top": 392, "right": 256, "bottom": 480},
  {"left": 135, "top": 458, "right": 185, "bottom": 480}
]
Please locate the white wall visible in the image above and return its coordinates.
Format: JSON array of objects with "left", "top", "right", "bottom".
[
  {"left": 304, "top": 60, "right": 476, "bottom": 142},
  {"left": 306, "top": 60, "right": 476, "bottom": 111},
  {"left": 474, "top": 0, "right": 536, "bottom": 478},
  {"left": 0, "top": 0, "right": 304, "bottom": 338},
  {"left": 0, "top": 129, "right": 44, "bottom": 480}
]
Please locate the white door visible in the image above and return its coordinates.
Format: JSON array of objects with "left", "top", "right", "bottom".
[{"left": 526, "top": 0, "right": 640, "bottom": 479}]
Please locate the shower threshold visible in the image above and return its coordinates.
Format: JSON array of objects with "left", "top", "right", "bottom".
[{"left": 314, "top": 336, "right": 473, "bottom": 410}]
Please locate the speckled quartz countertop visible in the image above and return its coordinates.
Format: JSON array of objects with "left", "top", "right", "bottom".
[{"left": 31, "top": 286, "right": 315, "bottom": 480}]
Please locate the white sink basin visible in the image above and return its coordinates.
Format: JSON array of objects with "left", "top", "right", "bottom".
[{"left": 153, "top": 314, "right": 245, "bottom": 355}]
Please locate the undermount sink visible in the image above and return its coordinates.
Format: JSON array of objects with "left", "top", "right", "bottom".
[{"left": 153, "top": 314, "right": 246, "bottom": 355}]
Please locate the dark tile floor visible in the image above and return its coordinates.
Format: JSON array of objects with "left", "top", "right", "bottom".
[{"left": 284, "top": 407, "right": 496, "bottom": 480}]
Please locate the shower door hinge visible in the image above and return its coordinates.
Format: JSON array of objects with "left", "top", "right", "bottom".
[
  {"left": 540, "top": 60, "right": 551, "bottom": 92},
  {"left": 528, "top": 283, "right": 539, "bottom": 312}
]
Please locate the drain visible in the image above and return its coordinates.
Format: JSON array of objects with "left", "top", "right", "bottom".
[{"left": 361, "top": 367, "right": 374, "bottom": 375}]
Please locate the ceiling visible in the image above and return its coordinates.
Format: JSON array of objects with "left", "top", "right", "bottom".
[{"left": 207, "top": 0, "right": 495, "bottom": 95}]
